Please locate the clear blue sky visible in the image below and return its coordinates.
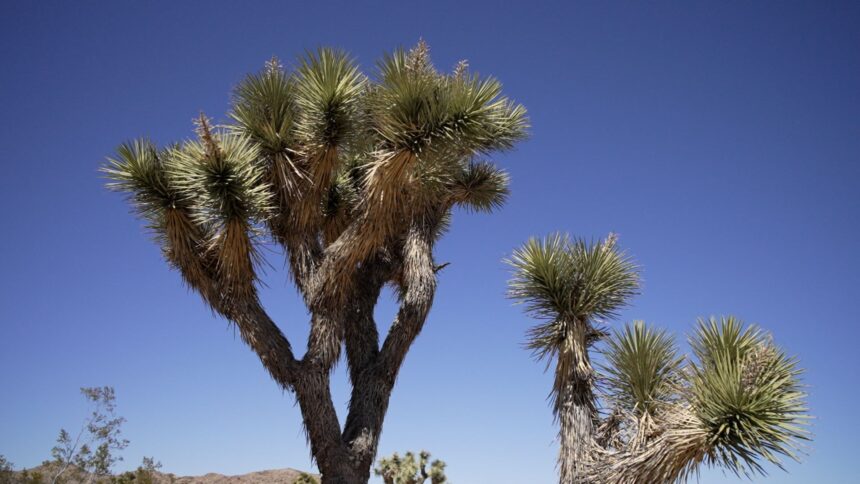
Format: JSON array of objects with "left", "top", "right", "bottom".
[{"left": 1, "top": 1, "right": 857, "bottom": 482}]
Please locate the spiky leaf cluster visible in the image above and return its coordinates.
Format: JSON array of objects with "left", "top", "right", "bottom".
[
  {"left": 168, "top": 122, "right": 272, "bottom": 227},
  {"left": 506, "top": 233, "right": 640, "bottom": 361},
  {"left": 603, "top": 321, "right": 683, "bottom": 419},
  {"left": 370, "top": 43, "right": 526, "bottom": 159},
  {"left": 686, "top": 316, "right": 809, "bottom": 477},
  {"left": 104, "top": 139, "right": 180, "bottom": 230},
  {"left": 106, "top": 43, "right": 527, "bottom": 308},
  {"left": 106, "top": 127, "right": 271, "bottom": 231},
  {"left": 449, "top": 161, "right": 510, "bottom": 213},
  {"left": 593, "top": 318, "right": 807, "bottom": 482},
  {"left": 294, "top": 48, "right": 365, "bottom": 155},
  {"left": 361, "top": 41, "right": 527, "bottom": 219},
  {"left": 230, "top": 58, "right": 298, "bottom": 155}
]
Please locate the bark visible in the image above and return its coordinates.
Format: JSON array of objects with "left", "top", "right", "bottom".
[
  {"left": 284, "top": 231, "right": 323, "bottom": 298},
  {"left": 557, "top": 365, "right": 597, "bottom": 484},
  {"left": 339, "top": 223, "right": 437, "bottom": 481},
  {"left": 340, "top": 265, "right": 388, "bottom": 481},
  {"left": 556, "top": 320, "right": 599, "bottom": 484},
  {"left": 293, "top": 366, "right": 357, "bottom": 483},
  {"left": 341, "top": 364, "right": 392, "bottom": 481},
  {"left": 225, "top": 300, "right": 301, "bottom": 388}
]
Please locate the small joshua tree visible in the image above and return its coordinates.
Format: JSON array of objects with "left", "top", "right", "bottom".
[
  {"left": 507, "top": 234, "right": 809, "bottom": 483},
  {"left": 294, "top": 473, "right": 319, "bottom": 484},
  {"left": 113, "top": 457, "right": 168, "bottom": 484},
  {"left": 374, "top": 451, "right": 447, "bottom": 484},
  {"left": 105, "top": 41, "right": 526, "bottom": 483}
]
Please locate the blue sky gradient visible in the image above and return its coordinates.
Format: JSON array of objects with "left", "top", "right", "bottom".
[{"left": 1, "top": 1, "right": 858, "bottom": 482}]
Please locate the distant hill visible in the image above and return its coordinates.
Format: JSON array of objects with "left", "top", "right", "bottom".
[
  {"left": 10, "top": 464, "right": 319, "bottom": 484},
  {"left": 171, "top": 468, "right": 317, "bottom": 483}
]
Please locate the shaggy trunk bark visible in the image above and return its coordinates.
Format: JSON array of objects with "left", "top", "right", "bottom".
[
  {"left": 557, "top": 367, "right": 596, "bottom": 484},
  {"left": 294, "top": 367, "right": 385, "bottom": 484},
  {"left": 293, "top": 367, "right": 353, "bottom": 481},
  {"left": 556, "top": 321, "right": 598, "bottom": 484},
  {"left": 341, "top": 366, "right": 395, "bottom": 482},
  {"left": 337, "top": 224, "right": 436, "bottom": 482},
  {"left": 295, "top": 321, "right": 428, "bottom": 482},
  {"left": 215, "top": 291, "right": 412, "bottom": 484}
]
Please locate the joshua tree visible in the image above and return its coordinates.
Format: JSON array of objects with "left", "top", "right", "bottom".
[
  {"left": 507, "top": 233, "right": 639, "bottom": 482},
  {"left": 295, "top": 473, "right": 320, "bottom": 484},
  {"left": 507, "top": 234, "right": 808, "bottom": 483},
  {"left": 105, "top": 42, "right": 526, "bottom": 484},
  {"left": 374, "top": 451, "right": 447, "bottom": 484}
]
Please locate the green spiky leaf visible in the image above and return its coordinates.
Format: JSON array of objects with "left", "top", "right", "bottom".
[
  {"left": 103, "top": 139, "right": 182, "bottom": 230},
  {"left": 688, "top": 316, "right": 809, "bottom": 477},
  {"left": 449, "top": 161, "right": 510, "bottom": 212},
  {"left": 507, "top": 233, "right": 640, "bottom": 329},
  {"left": 294, "top": 48, "right": 365, "bottom": 153},
  {"left": 602, "top": 321, "right": 684, "bottom": 417},
  {"left": 230, "top": 59, "right": 298, "bottom": 155},
  {"left": 167, "top": 126, "right": 273, "bottom": 227}
]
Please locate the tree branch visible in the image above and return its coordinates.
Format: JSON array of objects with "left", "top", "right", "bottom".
[
  {"left": 283, "top": 230, "right": 324, "bottom": 298},
  {"left": 338, "top": 260, "right": 394, "bottom": 479},
  {"left": 378, "top": 221, "right": 438, "bottom": 374},
  {"left": 343, "top": 264, "right": 387, "bottom": 383},
  {"left": 225, "top": 299, "right": 301, "bottom": 390},
  {"left": 163, "top": 207, "right": 301, "bottom": 389},
  {"left": 302, "top": 245, "right": 395, "bottom": 373},
  {"left": 292, "top": 366, "right": 354, "bottom": 479}
]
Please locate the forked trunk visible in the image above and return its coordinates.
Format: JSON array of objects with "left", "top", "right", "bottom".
[{"left": 296, "top": 364, "right": 399, "bottom": 484}]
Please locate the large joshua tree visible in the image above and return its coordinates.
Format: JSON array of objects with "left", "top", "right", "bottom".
[
  {"left": 507, "top": 234, "right": 809, "bottom": 483},
  {"left": 105, "top": 42, "right": 527, "bottom": 484}
]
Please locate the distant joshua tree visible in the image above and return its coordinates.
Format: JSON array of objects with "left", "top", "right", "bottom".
[
  {"left": 374, "top": 451, "right": 446, "bottom": 484},
  {"left": 105, "top": 41, "right": 527, "bottom": 484},
  {"left": 507, "top": 233, "right": 809, "bottom": 483},
  {"left": 294, "top": 473, "right": 319, "bottom": 484}
]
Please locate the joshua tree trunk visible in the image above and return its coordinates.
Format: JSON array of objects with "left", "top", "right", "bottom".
[
  {"left": 224, "top": 301, "right": 429, "bottom": 484},
  {"left": 206, "top": 223, "right": 437, "bottom": 483},
  {"left": 554, "top": 321, "right": 598, "bottom": 484},
  {"left": 556, "top": 366, "right": 596, "bottom": 484}
]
